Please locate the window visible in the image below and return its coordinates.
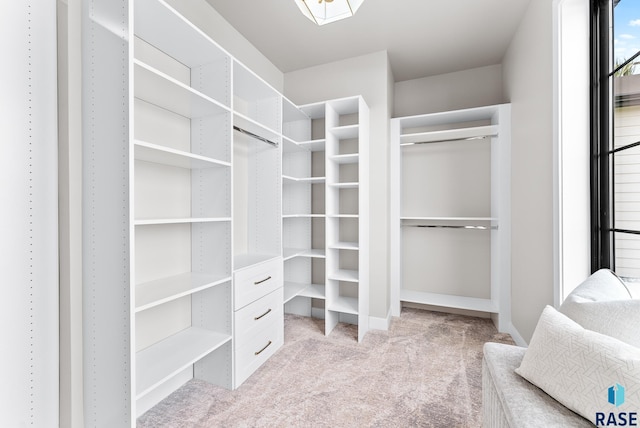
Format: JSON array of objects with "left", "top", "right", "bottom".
[{"left": 592, "top": 0, "right": 640, "bottom": 279}]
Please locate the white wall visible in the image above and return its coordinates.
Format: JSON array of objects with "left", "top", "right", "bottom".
[
  {"left": 393, "top": 64, "right": 504, "bottom": 117},
  {"left": 166, "top": 0, "right": 283, "bottom": 92},
  {"left": 503, "top": 0, "right": 556, "bottom": 343},
  {"left": 284, "top": 51, "right": 393, "bottom": 321}
]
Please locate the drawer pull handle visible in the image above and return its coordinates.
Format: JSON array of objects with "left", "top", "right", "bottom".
[
  {"left": 255, "top": 340, "right": 272, "bottom": 356},
  {"left": 254, "top": 308, "right": 272, "bottom": 321},
  {"left": 254, "top": 276, "right": 271, "bottom": 285}
]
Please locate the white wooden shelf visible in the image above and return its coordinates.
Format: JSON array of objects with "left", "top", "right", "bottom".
[
  {"left": 327, "top": 214, "right": 359, "bottom": 219},
  {"left": 330, "top": 124, "right": 359, "bottom": 140},
  {"left": 330, "top": 182, "right": 359, "bottom": 189},
  {"left": 400, "top": 289, "right": 497, "bottom": 313},
  {"left": 136, "top": 327, "right": 232, "bottom": 400},
  {"left": 282, "top": 175, "right": 326, "bottom": 184},
  {"left": 135, "top": 0, "right": 229, "bottom": 85},
  {"left": 400, "top": 125, "right": 498, "bottom": 145},
  {"left": 282, "top": 214, "right": 326, "bottom": 219},
  {"left": 134, "top": 217, "right": 231, "bottom": 226},
  {"left": 400, "top": 216, "right": 496, "bottom": 222},
  {"left": 234, "top": 253, "right": 281, "bottom": 271},
  {"left": 134, "top": 60, "right": 228, "bottom": 118},
  {"left": 330, "top": 153, "right": 359, "bottom": 164},
  {"left": 329, "top": 241, "right": 359, "bottom": 250},
  {"left": 283, "top": 248, "right": 326, "bottom": 261},
  {"left": 135, "top": 273, "right": 231, "bottom": 312},
  {"left": 329, "top": 269, "right": 359, "bottom": 283},
  {"left": 134, "top": 140, "right": 230, "bottom": 169},
  {"left": 283, "top": 282, "right": 325, "bottom": 303},
  {"left": 328, "top": 296, "right": 359, "bottom": 315},
  {"left": 233, "top": 112, "right": 280, "bottom": 146},
  {"left": 282, "top": 137, "right": 326, "bottom": 153}
]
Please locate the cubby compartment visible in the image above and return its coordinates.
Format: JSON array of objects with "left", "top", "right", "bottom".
[{"left": 134, "top": 0, "right": 231, "bottom": 108}]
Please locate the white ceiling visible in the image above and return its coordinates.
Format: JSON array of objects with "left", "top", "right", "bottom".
[{"left": 204, "top": 0, "right": 531, "bottom": 82}]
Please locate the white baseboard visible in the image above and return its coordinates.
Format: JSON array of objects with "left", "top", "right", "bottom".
[
  {"left": 369, "top": 308, "right": 392, "bottom": 331},
  {"left": 505, "top": 322, "right": 528, "bottom": 347}
]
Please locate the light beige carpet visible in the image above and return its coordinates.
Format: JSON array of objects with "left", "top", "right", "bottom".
[{"left": 137, "top": 308, "right": 514, "bottom": 427}]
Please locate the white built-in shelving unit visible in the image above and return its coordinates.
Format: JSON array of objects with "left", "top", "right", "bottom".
[
  {"left": 83, "top": 0, "right": 370, "bottom": 423},
  {"left": 231, "top": 59, "right": 284, "bottom": 388},
  {"left": 3, "top": 3, "right": 59, "bottom": 425},
  {"left": 133, "top": 0, "right": 235, "bottom": 418},
  {"left": 390, "top": 104, "right": 511, "bottom": 331},
  {"left": 282, "top": 96, "right": 370, "bottom": 342}
]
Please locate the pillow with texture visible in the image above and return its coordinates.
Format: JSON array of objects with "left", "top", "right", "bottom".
[
  {"left": 560, "top": 299, "right": 640, "bottom": 348},
  {"left": 515, "top": 306, "right": 640, "bottom": 425}
]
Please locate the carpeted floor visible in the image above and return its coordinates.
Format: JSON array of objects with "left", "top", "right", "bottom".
[{"left": 137, "top": 308, "right": 514, "bottom": 427}]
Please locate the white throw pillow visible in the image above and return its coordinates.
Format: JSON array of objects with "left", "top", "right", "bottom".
[{"left": 515, "top": 306, "right": 640, "bottom": 425}]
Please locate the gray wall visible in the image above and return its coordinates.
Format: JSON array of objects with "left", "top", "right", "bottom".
[
  {"left": 502, "top": 0, "right": 556, "bottom": 342},
  {"left": 394, "top": 64, "right": 504, "bottom": 117}
]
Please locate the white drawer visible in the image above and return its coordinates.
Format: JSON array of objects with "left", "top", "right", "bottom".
[
  {"left": 234, "top": 288, "right": 283, "bottom": 349},
  {"left": 235, "top": 318, "right": 283, "bottom": 387},
  {"left": 234, "top": 257, "right": 282, "bottom": 309}
]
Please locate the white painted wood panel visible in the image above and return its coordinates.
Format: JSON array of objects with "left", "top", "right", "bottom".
[{"left": 1, "top": 2, "right": 59, "bottom": 425}]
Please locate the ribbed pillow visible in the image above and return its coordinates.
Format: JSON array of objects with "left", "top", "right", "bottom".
[{"left": 515, "top": 306, "right": 640, "bottom": 425}]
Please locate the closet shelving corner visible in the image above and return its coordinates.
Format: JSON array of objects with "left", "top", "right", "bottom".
[
  {"left": 324, "top": 96, "right": 370, "bottom": 343},
  {"left": 281, "top": 98, "right": 328, "bottom": 319}
]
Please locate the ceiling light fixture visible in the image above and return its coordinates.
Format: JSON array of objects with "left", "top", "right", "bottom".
[{"left": 295, "top": 0, "right": 365, "bottom": 26}]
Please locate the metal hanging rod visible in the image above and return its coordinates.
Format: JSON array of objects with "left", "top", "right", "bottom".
[
  {"left": 400, "top": 134, "right": 497, "bottom": 146},
  {"left": 233, "top": 125, "right": 278, "bottom": 148},
  {"left": 402, "top": 224, "right": 498, "bottom": 230}
]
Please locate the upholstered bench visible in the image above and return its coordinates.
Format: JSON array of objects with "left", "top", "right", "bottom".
[{"left": 482, "top": 269, "right": 640, "bottom": 427}]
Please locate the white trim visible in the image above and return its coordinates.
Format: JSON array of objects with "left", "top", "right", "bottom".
[
  {"left": 552, "top": 0, "right": 591, "bottom": 307},
  {"left": 369, "top": 308, "right": 392, "bottom": 331},
  {"left": 552, "top": 0, "right": 562, "bottom": 309},
  {"left": 505, "top": 322, "right": 528, "bottom": 348}
]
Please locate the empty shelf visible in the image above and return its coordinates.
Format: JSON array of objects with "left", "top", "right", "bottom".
[
  {"left": 283, "top": 175, "right": 326, "bottom": 184},
  {"left": 330, "top": 182, "right": 359, "bottom": 189},
  {"left": 330, "top": 153, "right": 359, "bottom": 164},
  {"left": 328, "top": 296, "right": 359, "bottom": 315},
  {"left": 329, "top": 269, "right": 359, "bottom": 282},
  {"left": 135, "top": 273, "right": 231, "bottom": 312},
  {"left": 135, "top": 141, "right": 230, "bottom": 169},
  {"left": 401, "top": 216, "right": 496, "bottom": 222},
  {"left": 284, "top": 281, "right": 325, "bottom": 303},
  {"left": 330, "top": 124, "right": 359, "bottom": 139},
  {"left": 400, "top": 289, "right": 498, "bottom": 313},
  {"left": 136, "top": 327, "right": 231, "bottom": 399},
  {"left": 283, "top": 248, "right": 326, "bottom": 260},
  {"left": 233, "top": 112, "right": 280, "bottom": 147},
  {"left": 134, "top": 217, "right": 231, "bottom": 226},
  {"left": 135, "top": 0, "right": 228, "bottom": 72},
  {"left": 329, "top": 241, "right": 359, "bottom": 250},
  {"left": 234, "top": 253, "right": 280, "bottom": 271},
  {"left": 283, "top": 214, "right": 326, "bottom": 219},
  {"left": 400, "top": 125, "right": 499, "bottom": 145},
  {"left": 134, "top": 60, "right": 227, "bottom": 119}
]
